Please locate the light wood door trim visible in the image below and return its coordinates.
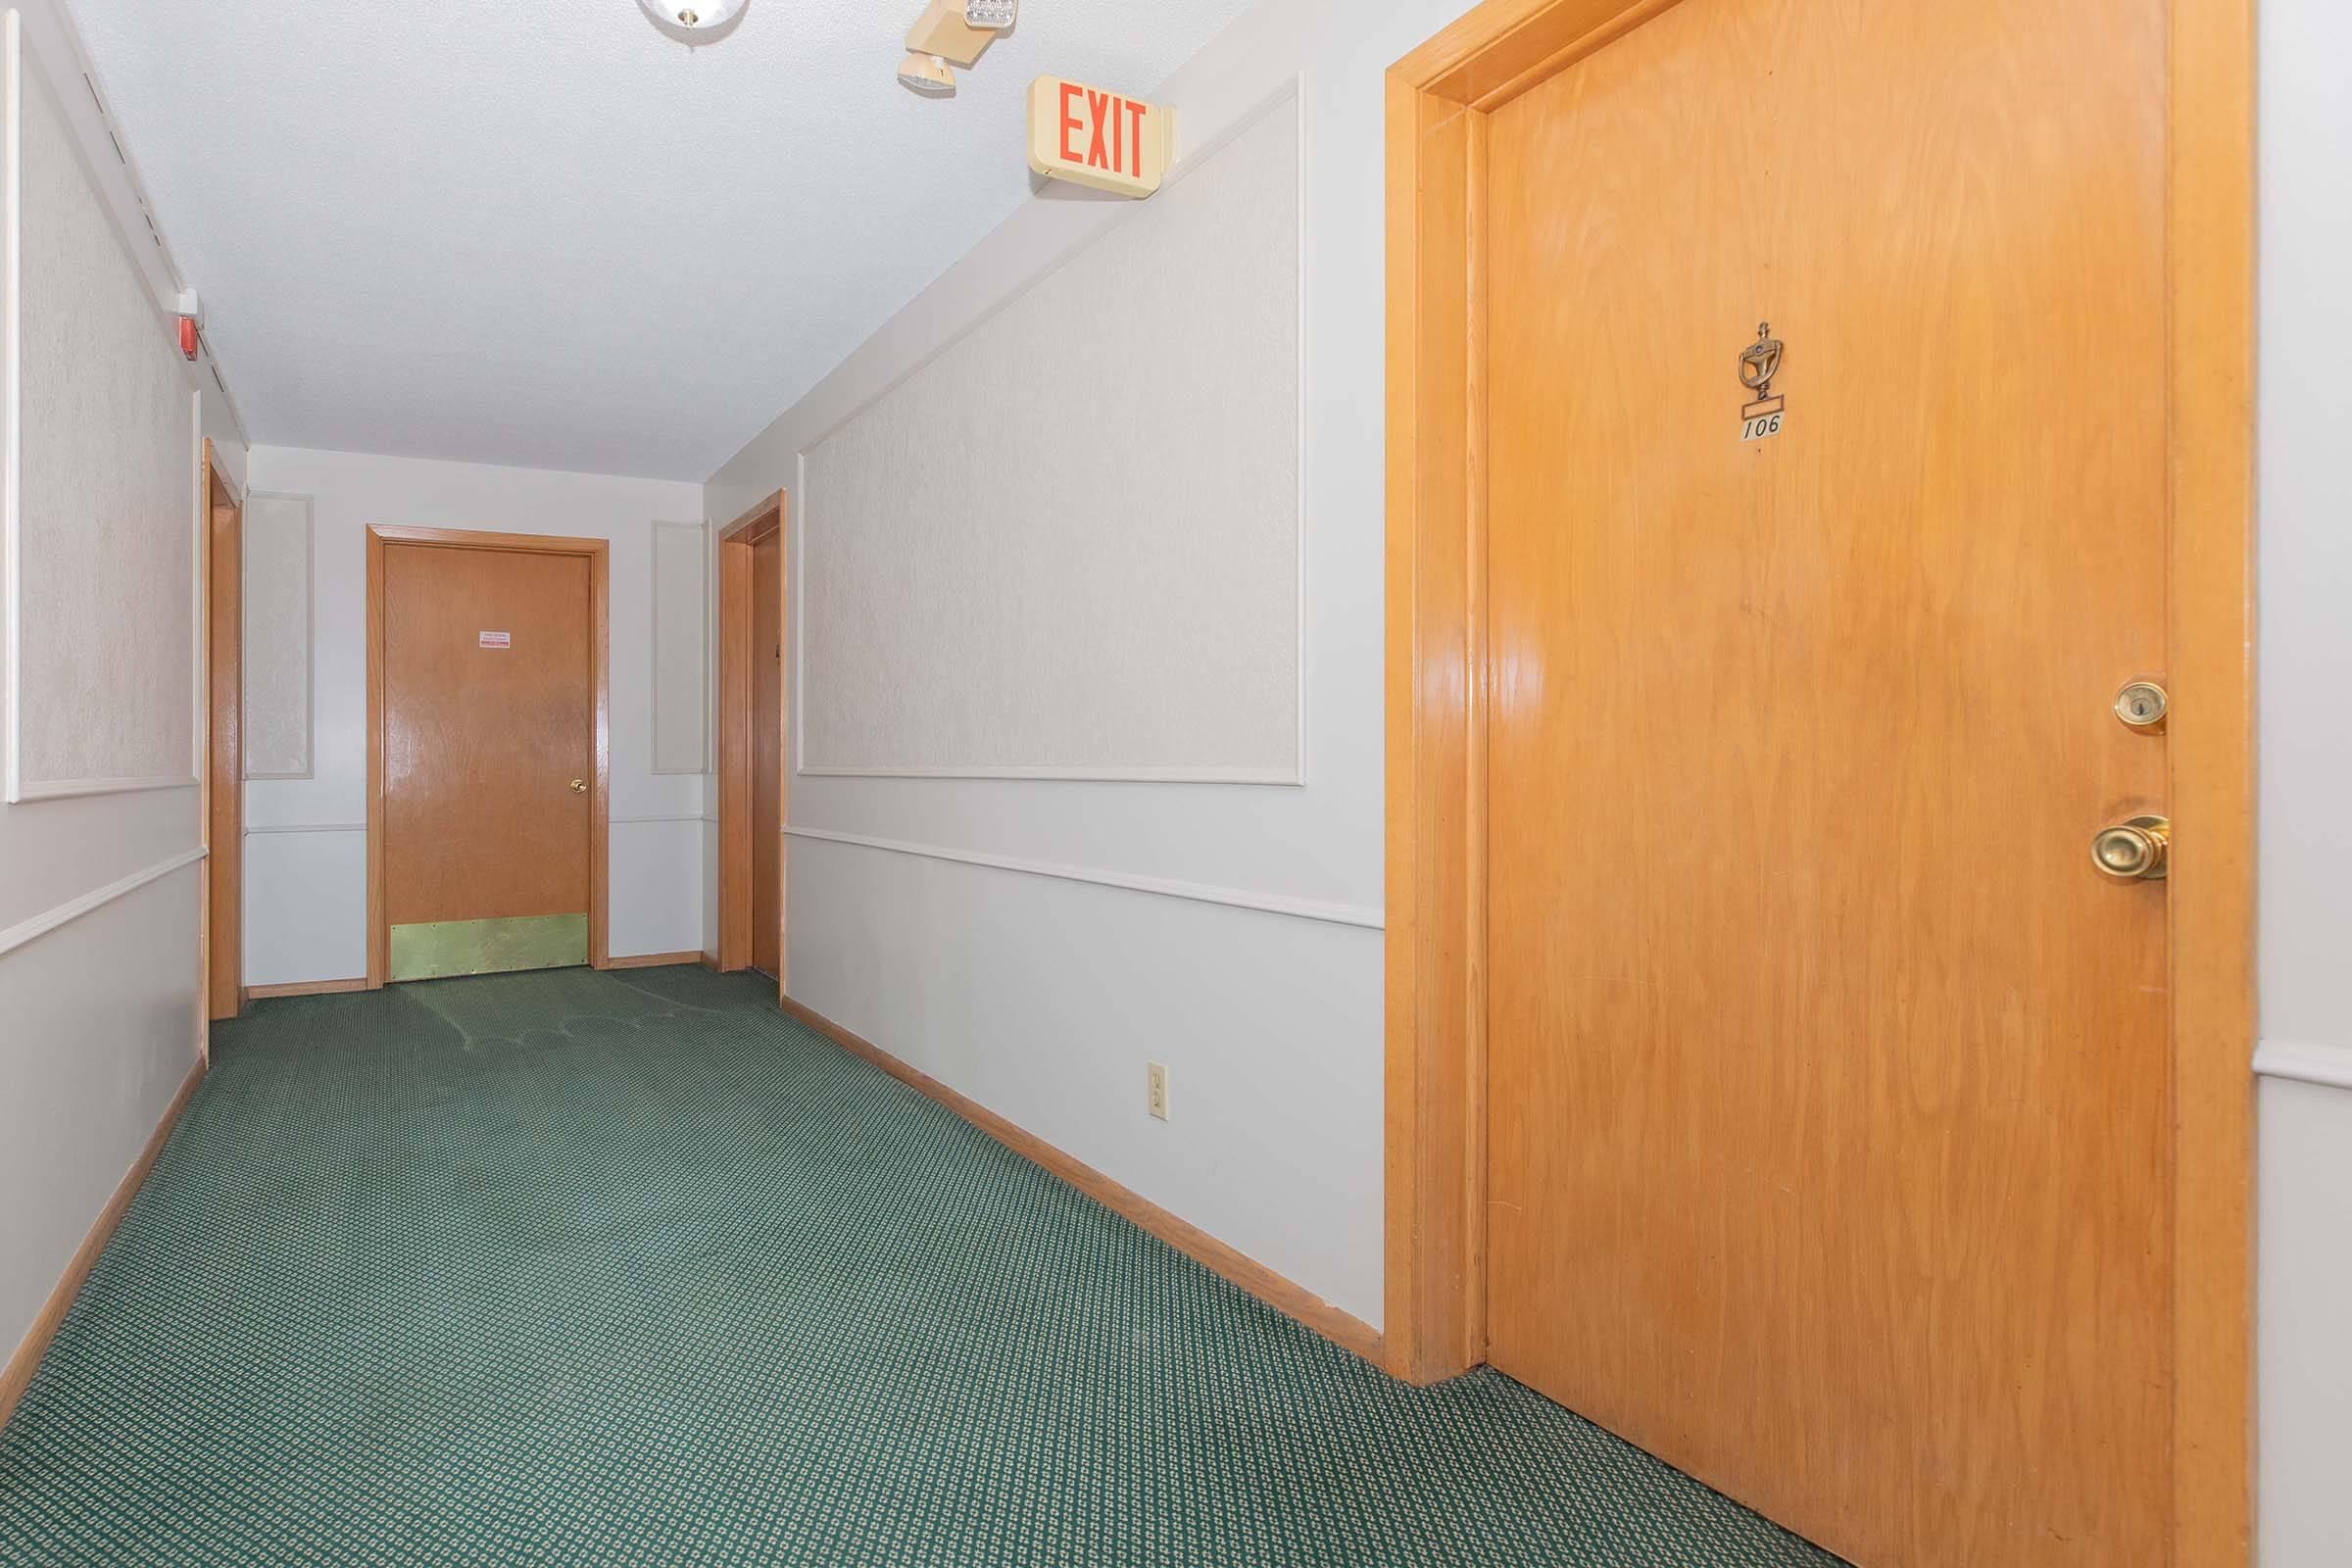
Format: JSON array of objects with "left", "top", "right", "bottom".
[
  {"left": 204, "top": 449, "right": 244, "bottom": 1023},
  {"left": 715, "top": 529, "right": 753, "bottom": 972},
  {"left": 2164, "top": 1, "right": 2258, "bottom": 1560},
  {"left": 245, "top": 977, "right": 369, "bottom": 1000},
  {"left": 365, "top": 525, "right": 611, "bottom": 988},
  {"left": 714, "top": 492, "right": 786, "bottom": 999},
  {"left": 1382, "top": 71, "right": 1489, "bottom": 1387},
  {"left": 1383, "top": 0, "right": 2254, "bottom": 1560}
]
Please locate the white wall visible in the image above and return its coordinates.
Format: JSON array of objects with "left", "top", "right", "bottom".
[
  {"left": 706, "top": 0, "right": 1469, "bottom": 1329},
  {"left": 2255, "top": 3, "right": 2352, "bottom": 1564},
  {"left": 0, "top": 5, "right": 226, "bottom": 1365},
  {"left": 240, "top": 447, "right": 707, "bottom": 984}
]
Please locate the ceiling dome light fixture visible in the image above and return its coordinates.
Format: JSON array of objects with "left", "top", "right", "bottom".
[{"left": 636, "top": 0, "right": 748, "bottom": 44}]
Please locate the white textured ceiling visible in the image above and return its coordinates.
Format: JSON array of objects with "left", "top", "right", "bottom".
[{"left": 62, "top": 0, "right": 1260, "bottom": 480}]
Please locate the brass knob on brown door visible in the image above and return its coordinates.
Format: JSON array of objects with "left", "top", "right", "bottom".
[
  {"left": 2092, "top": 815, "right": 2170, "bottom": 881},
  {"left": 569, "top": 779, "right": 588, "bottom": 794}
]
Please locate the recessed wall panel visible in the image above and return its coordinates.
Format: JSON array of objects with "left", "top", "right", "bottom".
[
  {"left": 5, "top": 46, "right": 194, "bottom": 800},
  {"left": 243, "top": 491, "right": 313, "bottom": 779},
  {"left": 801, "top": 95, "right": 1300, "bottom": 781},
  {"left": 651, "top": 519, "right": 708, "bottom": 775}
]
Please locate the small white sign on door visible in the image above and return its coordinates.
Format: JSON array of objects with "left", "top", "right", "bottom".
[{"left": 479, "top": 630, "right": 512, "bottom": 650}]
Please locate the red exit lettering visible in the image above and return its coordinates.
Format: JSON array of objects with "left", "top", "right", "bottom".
[
  {"left": 1030, "top": 76, "right": 1168, "bottom": 198},
  {"left": 1056, "top": 82, "right": 1150, "bottom": 178}
]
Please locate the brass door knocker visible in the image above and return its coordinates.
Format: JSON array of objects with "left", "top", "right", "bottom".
[{"left": 1740, "top": 321, "right": 1786, "bottom": 440}]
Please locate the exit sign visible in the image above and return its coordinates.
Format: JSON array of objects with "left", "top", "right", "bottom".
[{"left": 1027, "top": 76, "right": 1174, "bottom": 199}]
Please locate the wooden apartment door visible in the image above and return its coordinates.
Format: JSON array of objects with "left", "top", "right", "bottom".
[
  {"left": 751, "top": 527, "right": 784, "bottom": 979},
  {"left": 381, "top": 541, "right": 596, "bottom": 981},
  {"left": 1482, "top": 1, "right": 2172, "bottom": 1564}
]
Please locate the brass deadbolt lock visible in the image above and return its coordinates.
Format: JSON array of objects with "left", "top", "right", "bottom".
[
  {"left": 2114, "top": 680, "right": 2169, "bottom": 730},
  {"left": 2092, "top": 815, "right": 2171, "bottom": 881},
  {"left": 569, "top": 778, "right": 589, "bottom": 794}
]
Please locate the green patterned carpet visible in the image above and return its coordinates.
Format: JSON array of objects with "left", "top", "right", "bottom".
[{"left": 0, "top": 966, "right": 1839, "bottom": 1566}]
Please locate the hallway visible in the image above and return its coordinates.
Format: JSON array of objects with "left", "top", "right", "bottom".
[{"left": 0, "top": 968, "right": 1833, "bottom": 1566}]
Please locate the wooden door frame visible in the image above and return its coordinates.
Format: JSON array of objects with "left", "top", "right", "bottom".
[
  {"left": 712, "top": 490, "right": 786, "bottom": 1001},
  {"left": 365, "top": 524, "right": 612, "bottom": 989},
  {"left": 1382, "top": 1, "right": 2255, "bottom": 1561},
  {"left": 198, "top": 440, "right": 246, "bottom": 1041}
]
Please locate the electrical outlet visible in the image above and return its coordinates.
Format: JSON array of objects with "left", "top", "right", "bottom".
[{"left": 1147, "top": 1061, "right": 1171, "bottom": 1121}]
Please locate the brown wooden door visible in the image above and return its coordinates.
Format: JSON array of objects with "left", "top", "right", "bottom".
[
  {"left": 1483, "top": 1, "right": 2171, "bottom": 1564},
  {"left": 752, "top": 528, "right": 784, "bottom": 979},
  {"left": 382, "top": 542, "right": 595, "bottom": 980}
]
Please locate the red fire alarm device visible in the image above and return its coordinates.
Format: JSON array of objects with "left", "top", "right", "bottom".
[{"left": 175, "top": 316, "right": 199, "bottom": 361}]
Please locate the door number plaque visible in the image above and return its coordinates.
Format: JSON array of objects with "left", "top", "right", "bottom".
[{"left": 1740, "top": 321, "right": 1786, "bottom": 441}]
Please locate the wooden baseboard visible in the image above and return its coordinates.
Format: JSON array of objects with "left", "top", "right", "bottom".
[
  {"left": 606, "top": 951, "right": 707, "bottom": 970},
  {"left": 1, "top": 1054, "right": 205, "bottom": 1430},
  {"left": 777, "top": 996, "right": 1386, "bottom": 1369},
  {"left": 699, "top": 952, "right": 721, "bottom": 971},
  {"left": 245, "top": 977, "right": 370, "bottom": 1000}
]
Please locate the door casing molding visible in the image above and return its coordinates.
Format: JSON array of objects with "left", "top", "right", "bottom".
[
  {"left": 713, "top": 490, "right": 787, "bottom": 999},
  {"left": 199, "top": 439, "right": 245, "bottom": 1044},
  {"left": 365, "top": 524, "right": 612, "bottom": 989},
  {"left": 1381, "top": 3, "right": 2254, "bottom": 1563}
]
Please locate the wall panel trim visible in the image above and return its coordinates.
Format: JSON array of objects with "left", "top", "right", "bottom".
[
  {"left": 798, "top": 764, "right": 1307, "bottom": 786},
  {"left": 11, "top": 774, "right": 197, "bottom": 803},
  {"left": 2253, "top": 1041, "right": 2352, "bottom": 1093},
  {"left": 785, "top": 823, "right": 1382, "bottom": 931},
  {"left": 0, "top": 843, "right": 204, "bottom": 959},
  {"left": 244, "top": 816, "right": 702, "bottom": 834}
]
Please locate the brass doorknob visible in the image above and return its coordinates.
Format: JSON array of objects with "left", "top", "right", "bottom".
[
  {"left": 569, "top": 779, "right": 588, "bottom": 794},
  {"left": 2092, "top": 815, "right": 2170, "bottom": 881}
]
